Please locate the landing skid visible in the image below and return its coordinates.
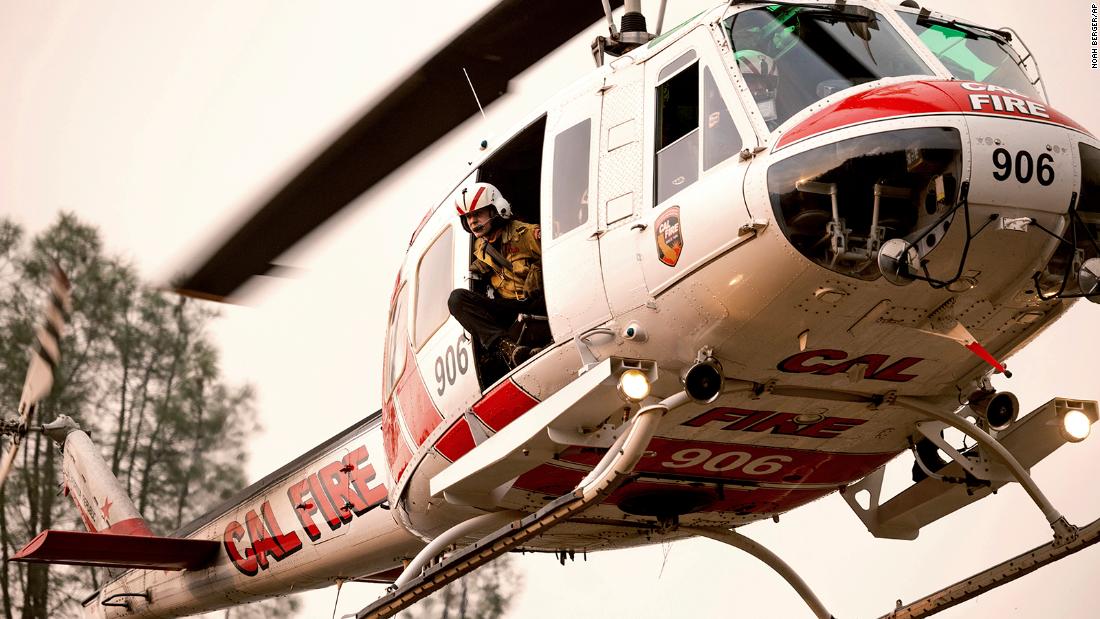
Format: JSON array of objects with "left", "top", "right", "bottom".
[
  {"left": 361, "top": 376, "right": 1097, "bottom": 618},
  {"left": 356, "top": 394, "right": 682, "bottom": 619},
  {"left": 360, "top": 387, "right": 842, "bottom": 619},
  {"left": 882, "top": 513, "right": 1100, "bottom": 618}
]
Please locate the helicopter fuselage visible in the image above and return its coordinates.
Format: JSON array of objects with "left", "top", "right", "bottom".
[{"left": 78, "top": 2, "right": 1100, "bottom": 616}]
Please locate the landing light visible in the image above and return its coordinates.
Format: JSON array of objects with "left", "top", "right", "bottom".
[
  {"left": 1061, "top": 409, "right": 1091, "bottom": 443},
  {"left": 618, "top": 369, "right": 651, "bottom": 402}
]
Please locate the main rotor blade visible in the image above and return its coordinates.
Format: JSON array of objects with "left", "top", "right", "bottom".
[
  {"left": 0, "top": 263, "right": 71, "bottom": 490},
  {"left": 175, "top": 0, "right": 622, "bottom": 302}
]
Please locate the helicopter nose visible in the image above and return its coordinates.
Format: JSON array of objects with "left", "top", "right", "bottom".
[
  {"left": 770, "top": 78, "right": 1095, "bottom": 225},
  {"left": 764, "top": 79, "right": 1097, "bottom": 285}
]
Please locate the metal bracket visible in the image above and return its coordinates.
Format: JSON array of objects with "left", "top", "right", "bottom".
[
  {"left": 574, "top": 328, "right": 616, "bottom": 374},
  {"left": 738, "top": 218, "right": 769, "bottom": 236},
  {"left": 751, "top": 380, "right": 776, "bottom": 400},
  {"left": 916, "top": 421, "right": 1013, "bottom": 483},
  {"left": 547, "top": 422, "right": 625, "bottom": 449},
  {"left": 462, "top": 410, "right": 491, "bottom": 446},
  {"left": 910, "top": 422, "right": 1012, "bottom": 483},
  {"left": 840, "top": 467, "right": 918, "bottom": 540},
  {"left": 102, "top": 591, "right": 150, "bottom": 610}
]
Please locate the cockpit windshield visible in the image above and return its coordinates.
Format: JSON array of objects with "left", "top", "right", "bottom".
[
  {"left": 896, "top": 11, "right": 1041, "bottom": 100},
  {"left": 724, "top": 4, "right": 932, "bottom": 130}
]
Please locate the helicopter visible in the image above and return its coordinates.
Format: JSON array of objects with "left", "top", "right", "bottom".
[{"left": 4, "top": 1, "right": 1100, "bottom": 618}]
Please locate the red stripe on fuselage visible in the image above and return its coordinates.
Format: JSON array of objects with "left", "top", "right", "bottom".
[
  {"left": 381, "top": 397, "right": 406, "bottom": 480},
  {"left": 435, "top": 418, "right": 476, "bottom": 462},
  {"left": 774, "top": 80, "right": 1091, "bottom": 151},
  {"left": 394, "top": 343, "right": 442, "bottom": 446},
  {"left": 513, "top": 463, "right": 835, "bottom": 516},
  {"left": 557, "top": 437, "right": 897, "bottom": 486},
  {"left": 472, "top": 380, "right": 539, "bottom": 432}
]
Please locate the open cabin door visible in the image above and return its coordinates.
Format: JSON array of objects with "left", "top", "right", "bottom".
[{"left": 540, "top": 86, "right": 611, "bottom": 338}]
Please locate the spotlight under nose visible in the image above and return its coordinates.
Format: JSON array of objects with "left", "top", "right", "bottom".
[
  {"left": 877, "top": 238, "right": 917, "bottom": 286},
  {"left": 1061, "top": 409, "right": 1092, "bottom": 443},
  {"left": 968, "top": 390, "right": 1019, "bottom": 431},
  {"left": 617, "top": 368, "right": 651, "bottom": 402},
  {"left": 682, "top": 358, "right": 724, "bottom": 404},
  {"left": 1080, "top": 257, "right": 1100, "bottom": 302}
]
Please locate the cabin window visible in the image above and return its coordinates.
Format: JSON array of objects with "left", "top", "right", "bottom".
[
  {"left": 413, "top": 226, "right": 454, "bottom": 348},
  {"left": 703, "top": 67, "right": 742, "bottom": 171},
  {"left": 655, "top": 51, "right": 700, "bottom": 204},
  {"left": 384, "top": 284, "right": 409, "bottom": 396},
  {"left": 551, "top": 118, "right": 592, "bottom": 238}
]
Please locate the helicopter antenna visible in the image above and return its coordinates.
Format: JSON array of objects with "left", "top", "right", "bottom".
[
  {"left": 655, "top": 0, "right": 668, "bottom": 35},
  {"left": 600, "top": 0, "right": 619, "bottom": 37},
  {"left": 462, "top": 67, "right": 487, "bottom": 120}
]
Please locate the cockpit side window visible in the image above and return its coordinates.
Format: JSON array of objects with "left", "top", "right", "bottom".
[
  {"left": 655, "top": 50, "right": 700, "bottom": 204},
  {"left": 413, "top": 226, "right": 454, "bottom": 348},
  {"left": 896, "top": 11, "right": 1041, "bottom": 100},
  {"left": 725, "top": 5, "right": 932, "bottom": 130},
  {"left": 703, "top": 66, "right": 742, "bottom": 171},
  {"left": 384, "top": 284, "right": 409, "bottom": 397}
]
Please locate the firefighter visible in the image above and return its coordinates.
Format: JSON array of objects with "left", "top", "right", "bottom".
[{"left": 447, "top": 181, "right": 545, "bottom": 367}]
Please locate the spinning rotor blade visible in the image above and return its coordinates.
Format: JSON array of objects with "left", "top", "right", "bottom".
[
  {"left": 0, "top": 263, "right": 72, "bottom": 490},
  {"left": 175, "top": 0, "right": 622, "bottom": 302}
]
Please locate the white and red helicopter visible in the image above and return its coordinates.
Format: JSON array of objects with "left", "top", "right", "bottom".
[{"left": 4, "top": 1, "right": 1100, "bottom": 617}]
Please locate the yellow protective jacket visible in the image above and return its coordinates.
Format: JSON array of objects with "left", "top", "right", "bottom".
[{"left": 471, "top": 220, "right": 542, "bottom": 300}]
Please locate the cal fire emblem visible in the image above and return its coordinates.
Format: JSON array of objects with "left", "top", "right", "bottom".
[{"left": 656, "top": 206, "right": 683, "bottom": 267}]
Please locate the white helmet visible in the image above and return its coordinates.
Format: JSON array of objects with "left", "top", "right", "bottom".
[{"left": 454, "top": 181, "right": 511, "bottom": 233}]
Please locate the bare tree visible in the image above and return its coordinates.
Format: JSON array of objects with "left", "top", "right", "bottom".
[{"left": 0, "top": 214, "right": 297, "bottom": 617}]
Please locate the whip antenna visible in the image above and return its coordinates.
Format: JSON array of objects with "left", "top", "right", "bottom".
[{"left": 463, "top": 67, "right": 486, "bottom": 119}]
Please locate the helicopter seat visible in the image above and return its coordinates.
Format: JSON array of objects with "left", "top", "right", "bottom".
[{"left": 786, "top": 206, "right": 832, "bottom": 247}]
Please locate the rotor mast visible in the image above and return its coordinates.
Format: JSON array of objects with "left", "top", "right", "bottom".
[{"left": 592, "top": 0, "right": 661, "bottom": 65}]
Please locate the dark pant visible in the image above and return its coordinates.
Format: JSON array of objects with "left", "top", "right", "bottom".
[{"left": 447, "top": 289, "right": 546, "bottom": 348}]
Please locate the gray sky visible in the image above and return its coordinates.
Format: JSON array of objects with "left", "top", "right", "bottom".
[{"left": 3, "top": 1, "right": 1100, "bottom": 617}]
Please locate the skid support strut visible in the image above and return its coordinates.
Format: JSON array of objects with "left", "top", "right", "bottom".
[
  {"left": 895, "top": 397, "right": 1077, "bottom": 544},
  {"left": 682, "top": 527, "right": 835, "bottom": 619},
  {"left": 357, "top": 392, "right": 688, "bottom": 619}
]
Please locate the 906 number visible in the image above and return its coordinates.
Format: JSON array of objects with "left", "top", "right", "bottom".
[
  {"left": 661, "top": 448, "right": 792, "bottom": 476},
  {"left": 992, "top": 148, "right": 1054, "bottom": 186},
  {"left": 434, "top": 336, "right": 470, "bottom": 396}
]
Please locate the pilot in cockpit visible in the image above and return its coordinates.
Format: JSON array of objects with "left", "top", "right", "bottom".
[
  {"left": 447, "top": 181, "right": 545, "bottom": 368},
  {"left": 735, "top": 49, "right": 779, "bottom": 125}
]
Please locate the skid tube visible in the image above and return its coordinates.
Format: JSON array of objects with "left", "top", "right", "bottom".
[
  {"left": 356, "top": 392, "right": 688, "bottom": 619},
  {"left": 882, "top": 513, "right": 1100, "bottom": 618}
]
